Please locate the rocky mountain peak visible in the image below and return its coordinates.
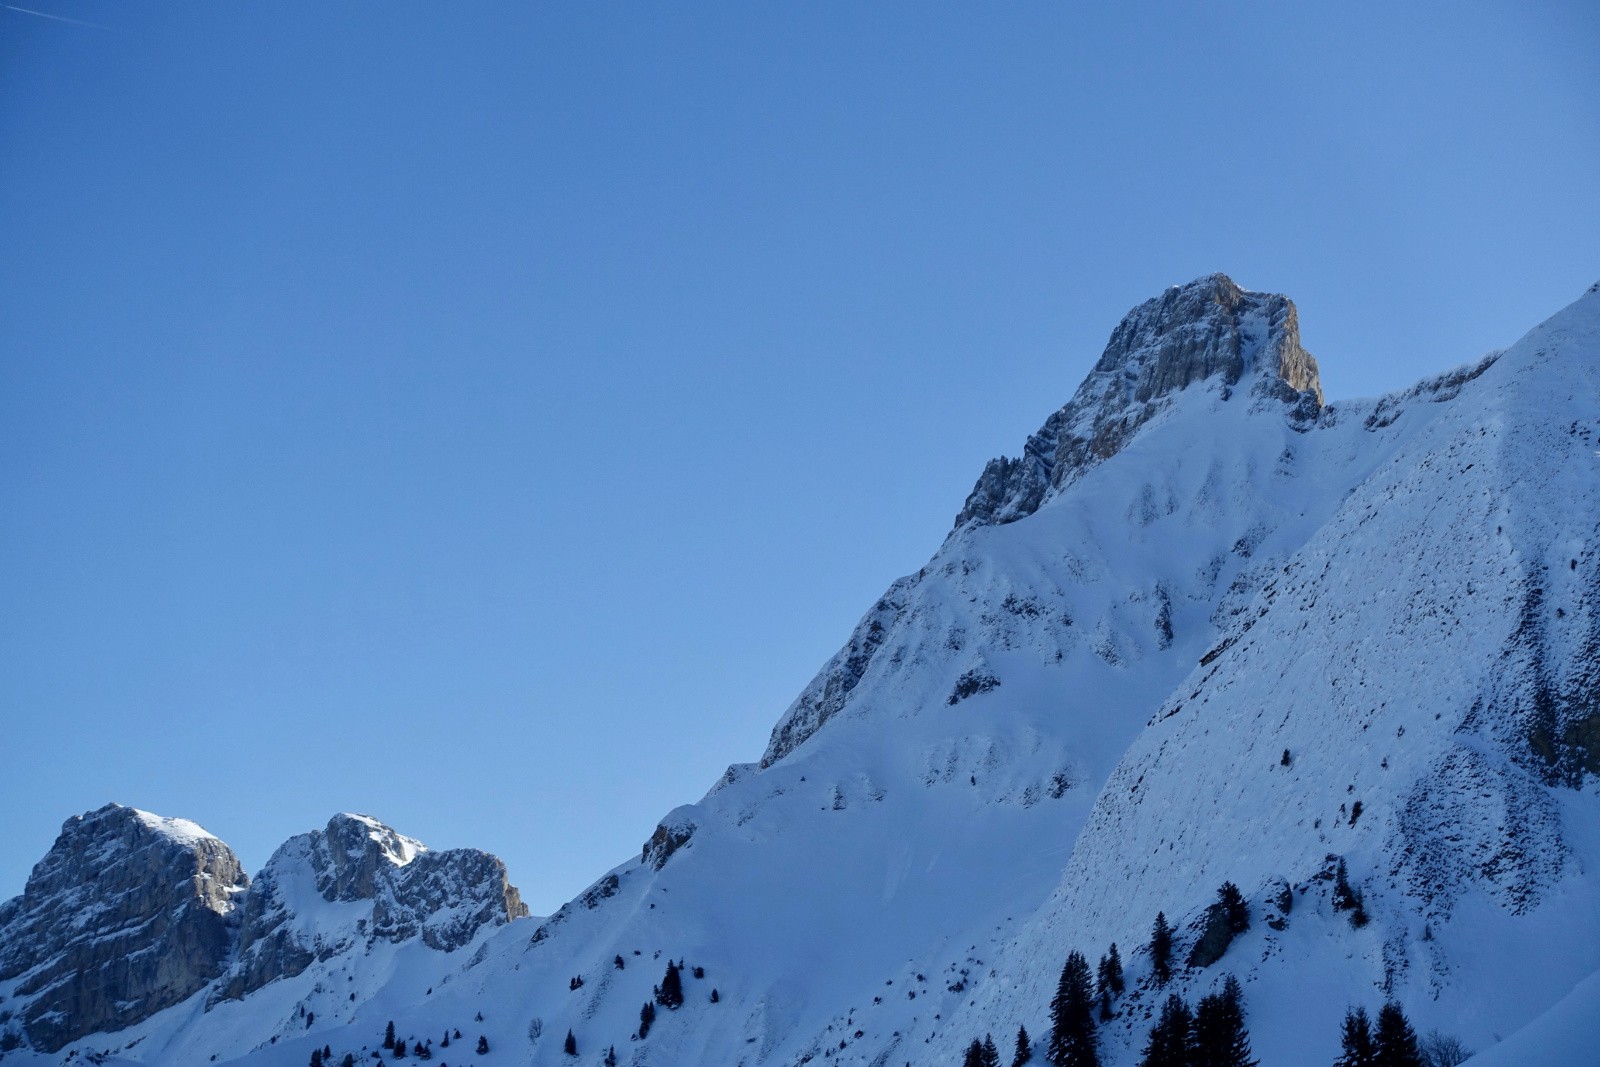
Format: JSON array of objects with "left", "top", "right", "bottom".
[
  {"left": 0, "top": 804, "right": 247, "bottom": 1053},
  {"left": 954, "top": 273, "right": 1323, "bottom": 530}
]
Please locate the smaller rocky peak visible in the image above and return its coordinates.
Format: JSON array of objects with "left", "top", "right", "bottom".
[{"left": 216, "top": 814, "right": 527, "bottom": 1003}]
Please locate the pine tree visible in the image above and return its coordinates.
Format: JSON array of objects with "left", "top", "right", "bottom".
[
  {"left": 441, "top": 1032, "right": 449, "bottom": 1048},
  {"left": 965, "top": 1038, "right": 987, "bottom": 1067},
  {"left": 1047, "top": 950, "right": 1098, "bottom": 1067},
  {"left": 1138, "top": 994, "right": 1193, "bottom": 1067},
  {"left": 981, "top": 1034, "right": 1002, "bottom": 1067},
  {"left": 710, "top": 988, "right": 720, "bottom": 1003},
  {"left": 605, "top": 1045, "right": 618, "bottom": 1067},
  {"left": 656, "top": 960, "right": 685, "bottom": 1009},
  {"left": 638, "top": 1000, "right": 656, "bottom": 1039},
  {"left": 476, "top": 1034, "right": 489, "bottom": 1055},
  {"left": 384, "top": 1021, "right": 396, "bottom": 1049},
  {"left": 614, "top": 954, "right": 625, "bottom": 970},
  {"left": 1105, "top": 944, "right": 1125, "bottom": 995},
  {"left": 564, "top": 1029, "right": 578, "bottom": 1056},
  {"left": 1374, "top": 1002, "right": 1423, "bottom": 1067},
  {"left": 394, "top": 1038, "right": 407, "bottom": 1059},
  {"left": 1217, "top": 883, "right": 1249, "bottom": 935},
  {"left": 1335, "top": 1007, "right": 1377, "bottom": 1067},
  {"left": 311, "top": 1049, "right": 324, "bottom": 1067},
  {"left": 1193, "top": 975, "right": 1256, "bottom": 1067},
  {"left": 1012, "top": 1024, "right": 1032, "bottom": 1067},
  {"left": 342, "top": 1055, "right": 356, "bottom": 1067},
  {"left": 1151, "top": 913, "right": 1175, "bottom": 986}
]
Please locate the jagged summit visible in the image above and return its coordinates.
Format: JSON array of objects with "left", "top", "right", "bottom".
[{"left": 954, "top": 273, "right": 1323, "bottom": 530}]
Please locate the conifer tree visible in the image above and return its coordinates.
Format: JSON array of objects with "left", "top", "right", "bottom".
[
  {"left": 982, "top": 1034, "right": 1002, "bottom": 1067},
  {"left": 965, "top": 1038, "right": 987, "bottom": 1067},
  {"left": 564, "top": 1029, "right": 578, "bottom": 1056},
  {"left": 1105, "top": 944, "right": 1125, "bottom": 995},
  {"left": 656, "top": 960, "right": 685, "bottom": 1009},
  {"left": 1335, "top": 1007, "right": 1377, "bottom": 1067},
  {"left": 393, "top": 1038, "right": 407, "bottom": 1059},
  {"left": 638, "top": 1000, "right": 656, "bottom": 1039},
  {"left": 342, "top": 1055, "right": 356, "bottom": 1067},
  {"left": 1374, "top": 1002, "right": 1424, "bottom": 1067},
  {"left": 1047, "top": 950, "right": 1098, "bottom": 1067},
  {"left": 1138, "top": 994, "right": 1193, "bottom": 1067},
  {"left": 384, "top": 1022, "right": 396, "bottom": 1049},
  {"left": 310, "top": 1049, "right": 323, "bottom": 1067},
  {"left": 1217, "top": 883, "right": 1249, "bottom": 935},
  {"left": 605, "top": 1045, "right": 618, "bottom": 1067},
  {"left": 1151, "top": 913, "right": 1175, "bottom": 986},
  {"left": 476, "top": 1034, "right": 490, "bottom": 1055},
  {"left": 1012, "top": 1024, "right": 1032, "bottom": 1067},
  {"left": 1193, "top": 975, "right": 1256, "bottom": 1067}
]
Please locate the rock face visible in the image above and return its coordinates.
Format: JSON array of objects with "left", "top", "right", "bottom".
[
  {"left": 953, "top": 272, "right": 1323, "bottom": 530},
  {"left": 0, "top": 804, "right": 247, "bottom": 1053},
  {"left": 214, "top": 813, "right": 527, "bottom": 1002}
]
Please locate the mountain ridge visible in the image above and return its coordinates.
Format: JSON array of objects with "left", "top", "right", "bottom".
[{"left": 4, "top": 275, "right": 1598, "bottom": 1066}]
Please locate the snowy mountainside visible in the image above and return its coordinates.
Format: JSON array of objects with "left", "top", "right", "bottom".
[
  {"left": 4, "top": 275, "right": 1598, "bottom": 1066},
  {"left": 934, "top": 280, "right": 1600, "bottom": 1066}
]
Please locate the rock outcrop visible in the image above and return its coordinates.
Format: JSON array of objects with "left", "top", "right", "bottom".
[
  {"left": 953, "top": 272, "right": 1323, "bottom": 530},
  {"left": 0, "top": 804, "right": 248, "bottom": 1052}
]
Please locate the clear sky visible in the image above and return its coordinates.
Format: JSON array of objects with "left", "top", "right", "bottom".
[{"left": 2, "top": 1, "right": 1596, "bottom": 914}]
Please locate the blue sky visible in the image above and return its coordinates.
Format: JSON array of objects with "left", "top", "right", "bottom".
[{"left": 1, "top": 1, "right": 1596, "bottom": 913}]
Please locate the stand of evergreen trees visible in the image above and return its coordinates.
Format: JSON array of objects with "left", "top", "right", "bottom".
[
  {"left": 1335, "top": 1002, "right": 1423, "bottom": 1067},
  {"left": 1138, "top": 974, "right": 1255, "bottom": 1067},
  {"left": 963, "top": 1033, "right": 1002, "bottom": 1067},
  {"left": 1048, "top": 950, "right": 1099, "bottom": 1067}
]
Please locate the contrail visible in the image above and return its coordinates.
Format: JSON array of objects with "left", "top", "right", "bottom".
[{"left": 3, "top": 4, "right": 116, "bottom": 30}]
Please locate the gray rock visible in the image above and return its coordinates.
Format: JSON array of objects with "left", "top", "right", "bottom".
[{"left": 0, "top": 804, "right": 247, "bottom": 1053}]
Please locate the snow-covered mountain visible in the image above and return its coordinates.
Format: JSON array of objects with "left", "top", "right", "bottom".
[{"left": 3, "top": 273, "right": 1597, "bottom": 1066}]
